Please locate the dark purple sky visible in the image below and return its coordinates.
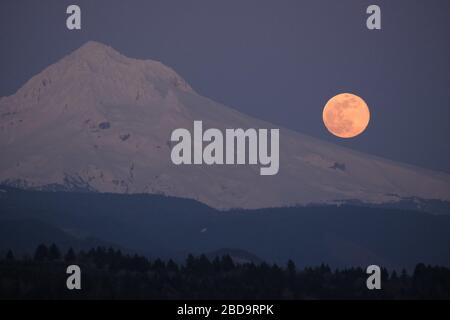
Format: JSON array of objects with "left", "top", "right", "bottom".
[{"left": 1, "top": 0, "right": 449, "bottom": 173}]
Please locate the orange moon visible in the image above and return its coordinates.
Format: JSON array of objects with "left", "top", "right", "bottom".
[{"left": 322, "top": 93, "right": 370, "bottom": 138}]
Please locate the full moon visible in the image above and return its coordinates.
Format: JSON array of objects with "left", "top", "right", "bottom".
[{"left": 322, "top": 93, "right": 370, "bottom": 138}]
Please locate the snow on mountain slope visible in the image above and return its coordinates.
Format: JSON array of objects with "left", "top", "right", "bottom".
[{"left": 0, "top": 41, "right": 449, "bottom": 209}]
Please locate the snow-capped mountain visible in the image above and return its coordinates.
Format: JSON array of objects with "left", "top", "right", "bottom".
[{"left": 1, "top": 41, "right": 449, "bottom": 209}]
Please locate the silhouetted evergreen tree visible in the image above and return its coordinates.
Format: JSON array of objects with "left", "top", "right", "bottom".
[
  {"left": 2, "top": 244, "right": 450, "bottom": 299},
  {"left": 48, "top": 243, "right": 61, "bottom": 261},
  {"left": 34, "top": 244, "right": 49, "bottom": 261},
  {"left": 197, "top": 254, "right": 212, "bottom": 275},
  {"left": 131, "top": 253, "right": 148, "bottom": 272},
  {"left": 221, "top": 255, "right": 234, "bottom": 272},
  {"left": 391, "top": 270, "right": 398, "bottom": 280},
  {"left": 167, "top": 259, "right": 179, "bottom": 272},
  {"left": 6, "top": 250, "right": 14, "bottom": 261},
  {"left": 212, "top": 256, "right": 221, "bottom": 272},
  {"left": 153, "top": 258, "right": 165, "bottom": 272},
  {"left": 64, "top": 248, "right": 76, "bottom": 262},
  {"left": 287, "top": 260, "right": 296, "bottom": 273},
  {"left": 185, "top": 254, "right": 196, "bottom": 272},
  {"left": 401, "top": 269, "right": 408, "bottom": 282}
]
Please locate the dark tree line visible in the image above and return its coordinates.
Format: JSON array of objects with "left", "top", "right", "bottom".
[{"left": 1, "top": 244, "right": 450, "bottom": 299}]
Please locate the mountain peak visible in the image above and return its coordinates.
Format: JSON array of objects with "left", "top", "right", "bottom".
[
  {"left": 77, "top": 40, "right": 112, "bottom": 52},
  {"left": 67, "top": 41, "right": 193, "bottom": 93},
  {"left": 0, "top": 41, "right": 193, "bottom": 108},
  {"left": 70, "top": 40, "right": 124, "bottom": 64}
]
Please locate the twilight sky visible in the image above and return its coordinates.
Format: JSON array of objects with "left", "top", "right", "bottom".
[{"left": 1, "top": 0, "right": 449, "bottom": 173}]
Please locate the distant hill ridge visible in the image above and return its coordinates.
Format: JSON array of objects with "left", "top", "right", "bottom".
[{"left": 1, "top": 187, "right": 450, "bottom": 270}]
